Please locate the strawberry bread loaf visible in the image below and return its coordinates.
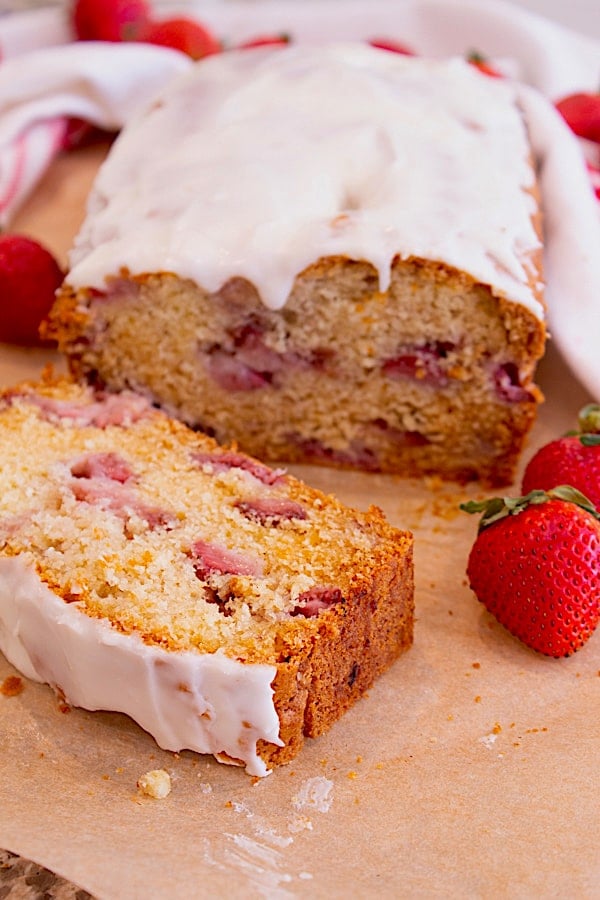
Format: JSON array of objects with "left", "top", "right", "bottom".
[
  {"left": 46, "top": 44, "right": 546, "bottom": 486},
  {"left": 0, "top": 376, "right": 413, "bottom": 775}
]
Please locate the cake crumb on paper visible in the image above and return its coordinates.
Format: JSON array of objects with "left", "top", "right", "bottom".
[
  {"left": 137, "top": 768, "right": 172, "bottom": 799},
  {"left": 0, "top": 675, "right": 24, "bottom": 697},
  {"left": 288, "top": 815, "right": 313, "bottom": 834}
]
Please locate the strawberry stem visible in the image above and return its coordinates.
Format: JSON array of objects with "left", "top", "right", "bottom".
[
  {"left": 460, "top": 485, "right": 600, "bottom": 532},
  {"left": 467, "top": 50, "right": 487, "bottom": 64},
  {"left": 578, "top": 402, "right": 600, "bottom": 437}
]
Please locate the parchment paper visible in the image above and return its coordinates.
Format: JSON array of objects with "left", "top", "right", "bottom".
[{"left": 0, "top": 141, "right": 598, "bottom": 900}]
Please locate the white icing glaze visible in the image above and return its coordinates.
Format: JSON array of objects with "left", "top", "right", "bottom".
[
  {"left": 0, "top": 556, "right": 282, "bottom": 777},
  {"left": 67, "top": 44, "right": 544, "bottom": 319}
]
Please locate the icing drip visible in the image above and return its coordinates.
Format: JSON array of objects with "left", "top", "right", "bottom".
[
  {"left": 0, "top": 557, "right": 281, "bottom": 777},
  {"left": 68, "top": 44, "right": 543, "bottom": 318}
]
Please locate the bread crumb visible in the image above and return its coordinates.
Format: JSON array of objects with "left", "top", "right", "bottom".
[
  {"left": 0, "top": 675, "right": 24, "bottom": 697},
  {"left": 54, "top": 687, "right": 71, "bottom": 714},
  {"left": 288, "top": 815, "right": 313, "bottom": 834},
  {"left": 137, "top": 768, "right": 172, "bottom": 799}
]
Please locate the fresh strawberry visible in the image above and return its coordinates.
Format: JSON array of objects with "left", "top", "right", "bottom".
[
  {"left": 368, "top": 38, "right": 415, "bottom": 55},
  {"left": 461, "top": 487, "right": 600, "bottom": 658},
  {"left": 0, "top": 234, "right": 64, "bottom": 345},
  {"left": 237, "top": 33, "right": 291, "bottom": 49},
  {"left": 140, "top": 17, "right": 221, "bottom": 59},
  {"left": 61, "top": 117, "right": 117, "bottom": 152},
  {"left": 466, "top": 50, "right": 502, "bottom": 78},
  {"left": 72, "top": 0, "right": 150, "bottom": 42},
  {"left": 555, "top": 92, "right": 600, "bottom": 144},
  {"left": 586, "top": 161, "right": 600, "bottom": 200},
  {"left": 522, "top": 405, "right": 600, "bottom": 509}
]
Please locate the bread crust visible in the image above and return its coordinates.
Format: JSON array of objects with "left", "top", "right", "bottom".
[{"left": 259, "top": 513, "right": 413, "bottom": 767}]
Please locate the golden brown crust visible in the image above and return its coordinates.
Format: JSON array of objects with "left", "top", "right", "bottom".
[{"left": 258, "top": 526, "right": 414, "bottom": 768}]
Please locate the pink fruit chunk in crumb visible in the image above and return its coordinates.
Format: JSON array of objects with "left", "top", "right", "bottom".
[
  {"left": 189, "top": 539, "right": 264, "bottom": 579},
  {"left": 204, "top": 321, "right": 329, "bottom": 392},
  {"left": 205, "top": 325, "right": 282, "bottom": 391},
  {"left": 206, "top": 351, "right": 270, "bottom": 392},
  {"left": 70, "top": 477, "right": 172, "bottom": 530},
  {"left": 235, "top": 497, "right": 307, "bottom": 525},
  {"left": 289, "top": 434, "right": 380, "bottom": 472},
  {"left": 88, "top": 278, "right": 141, "bottom": 304},
  {"left": 292, "top": 586, "right": 343, "bottom": 618},
  {"left": 70, "top": 452, "right": 135, "bottom": 484},
  {"left": 20, "top": 390, "right": 151, "bottom": 428},
  {"left": 370, "top": 418, "right": 430, "bottom": 447},
  {"left": 383, "top": 341, "right": 455, "bottom": 386},
  {"left": 493, "top": 363, "right": 535, "bottom": 403},
  {"left": 191, "top": 450, "right": 286, "bottom": 486}
]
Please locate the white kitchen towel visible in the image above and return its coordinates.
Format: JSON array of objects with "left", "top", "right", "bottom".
[{"left": 0, "top": 41, "right": 192, "bottom": 227}]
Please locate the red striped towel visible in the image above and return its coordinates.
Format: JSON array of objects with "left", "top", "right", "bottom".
[{"left": 0, "top": 41, "right": 191, "bottom": 228}]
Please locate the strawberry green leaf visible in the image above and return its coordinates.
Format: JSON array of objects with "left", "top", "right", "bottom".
[
  {"left": 460, "top": 485, "right": 600, "bottom": 532},
  {"left": 547, "top": 484, "right": 600, "bottom": 517},
  {"left": 578, "top": 403, "right": 600, "bottom": 434}
]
